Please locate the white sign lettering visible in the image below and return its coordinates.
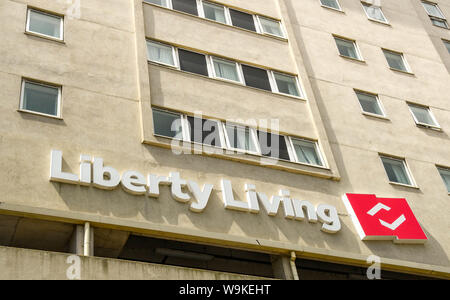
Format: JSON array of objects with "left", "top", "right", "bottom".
[{"left": 50, "top": 150, "right": 341, "bottom": 233}]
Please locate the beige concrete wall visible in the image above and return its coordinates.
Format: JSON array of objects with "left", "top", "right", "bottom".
[
  {"left": 0, "top": 246, "right": 265, "bottom": 280},
  {"left": 0, "top": 0, "right": 449, "bottom": 278}
]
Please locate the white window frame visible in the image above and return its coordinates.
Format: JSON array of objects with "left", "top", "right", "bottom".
[
  {"left": 421, "top": 1, "right": 448, "bottom": 28},
  {"left": 355, "top": 90, "right": 387, "bottom": 118},
  {"left": 334, "top": 36, "right": 364, "bottom": 61},
  {"left": 184, "top": 115, "right": 226, "bottom": 148},
  {"left": 437, "top": 166, "right": 450, "bottom": 194},
  {"left": 146, "top": 39, "right": 179, "bottom": 68},
  {"left": 198, "top": 1, "right": 232, "bottom": 25},
  {"left": 319, "top": 0, "right": 343, "bottom": 12},
  {"left": 152, "top": 108, "right": 185, "bottom": 140},
  {"left": 208, "top": 56, "right": 244, "bottom": 84},
  {"left": 443, "top": 39, "right": 450, "bottom": 53},
  {"left": 361, "top": 1, "right": 389, "bottom": 24},
  {"left": 26, "top": 8, "right": 64, "bottom": 41},
  {"left": 145, "top": 0, "right": 172, "bottom": 9},
  {"left": 20, "top": 79, "right": 62, "bottom": 118},
  {"left": 255, "top": 15, "right": 286, "bottom": 38},
  {"left": 288, "top": 137, "right": 325, "bottom": 167},
  {"left": 383, "top": 49, "right": 412, "bottom": 73},
  {"left": 269, "top": 71, "right": 304, "bottom": 98},
  {"left": 380, "top": 155, "right": 416, "bottom": 187},
  {"left": 407, "top": 103, "right": 441, "bottom": 129},
  {"left": 222, "top": 122, "right": 261, "bottom": 156}
]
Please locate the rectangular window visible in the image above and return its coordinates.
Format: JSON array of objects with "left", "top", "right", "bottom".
[
  {"left": 320, "top": 0, "right": 341, "bottom": 11},
  {"left": 421, "top": 1, "right": 448, "bottom": 28},
  {"left": 383, "top": 49, "right": 410, "bottom": 73},
  {"left": 334, "top": 37, "right": 362, "bottom": 60},
  {"left": 153, "top": 109, "right": 184, "bottom": 139},
  {"left": 202, "top": 1, "right": 227, "bottom": 24},
  {"left": 291, "top": 139, "right": 324, "bottom": 167},
  {"left": 144, "top": 0, "right": 169, "bottom": 8},
  {"left": 26, "top": 9, "right": 63, "bottom": 40},
  {"left": 20, "top": 80, "right": 61, "bottom": 117},
  {"left": 437, "top": 167, "right": 450, "bottom": 193},
  {"left": 241, "top": 65, "right": 272, "bottom": 91},
  {"left": 380, "top": 156, "right": 414, "bottom": 186},
  {"left": 146, "top": 40, "right": 176, "bottom": 67},
  {"left": 257, "top": 16, "right": 285, "bottom": 38},
  {"left": 408, "top": 104, "right": 440, "bottom": 128},
  {"left": 355, "top": 91, "right": 385, "bottom": 117},
  {"left": 257, "top": 131, "right": 291, "bottom": 161},
  {"left": 211, "top": 57, "right": 242, "bottom": 83},
  {"left": 178, "top": 49, "right": 209, "bottom": 76},
  {"left": 361, "top": 2, "right": 388, "bottom": 23},
  {"left": 224, "top": 124, "right": 259, "bottom": 153},
  {"left": 172, "top": 0, "right": 198, "bottom": 16},
  {"left": 229, "top": 9, "right": 256, "bottom": 32},
  {"left": 187, "top": 116, "right": 222, "bottom": 147},
  {"left": 444, "top": 40, "right": 450, "bottom": 53},
  {"left": 272, "top": 72, "right": 301, "bottom": 97}
]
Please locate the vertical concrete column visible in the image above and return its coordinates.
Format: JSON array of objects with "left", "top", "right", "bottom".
[
  {"left": 271, "top": 255, "right": 298, "bottom": 280},
  {"left": 68, "top": 223, "right": 94, "bottom": 256}
]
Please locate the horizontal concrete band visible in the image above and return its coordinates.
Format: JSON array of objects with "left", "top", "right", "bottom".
[
  {"left": 0, "top": 245, "right": 267, "bottom": 280},
  {"left": 0, "top": 202, "right": 448, "bottom": 279}
]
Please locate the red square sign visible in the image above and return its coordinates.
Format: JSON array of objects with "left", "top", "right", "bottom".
[{"left": 343, "top": 193, "right": 427, "bottom": 244}]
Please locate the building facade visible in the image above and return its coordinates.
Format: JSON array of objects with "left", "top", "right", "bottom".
[{"left": 0, "top": 0, "right": 449, "bottom": 280}]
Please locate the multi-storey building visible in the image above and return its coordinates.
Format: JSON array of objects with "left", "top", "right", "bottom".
[{"left": 0, "top": 0, "right": 449, "bottom": 280}]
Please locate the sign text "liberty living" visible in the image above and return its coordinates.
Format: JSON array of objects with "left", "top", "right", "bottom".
[{"left": 49, "top": 150, "right": 341, "bottom": 234}]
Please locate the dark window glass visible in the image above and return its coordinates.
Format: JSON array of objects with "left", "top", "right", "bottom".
[
  {"left": 22, "top": 81, "right": 59, "bottom": 116},
  {"left": 178, "top": 49, "right": 208, "bottom": 76},
  {"left": 257, "top": 131, "right": 290, "bottom": 161},
  {"left": 229, "top": 9, "right": 256, "bottom": 32},
  {"left": 172, "top": 0, "right": 198, "bottom": 16},
  {"left": 241, "top": 65, "right": 271, "bottom": 91},
  {"left": 152, "top": 109, "right": 183, "bottom": 139},
  {"left": 187, "top": 116, "right": 221, "bottom": 147}
]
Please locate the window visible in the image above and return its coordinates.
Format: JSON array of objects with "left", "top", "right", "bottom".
[
  {"left": 257, "top": 16, "right": 285, "bottom": 38},
  {"left": 380, "top": 156, "right": 414, "bottom": 186},
  {"left": 147, "top": 40, "right": 304, "bottom": 97},
  {"left": 152, "top": 109, "right": 326, "bottom": 168},
  {"left": 144, "top": 0, "right": 169, "bottom": 8},
  {"left": 320, "top": 0, "right": 342, "bottom": 11},
  {"left": 443, "top": 40, "right": 450, "bottom": 53},
  {"left": 421, "top": 1, "right": 448, "bottom": 29},
  {"left": 437, "top": 167, "right": 450, "bottom": 193},
  {"left": 178, "top": 49, "right": 209, "bottom": 76},
  {"left": 334, "top": 37, "right": 363, "bottom": 60},
  {"left": 153, "top": 109, "right": 183, "bottom": 139},
  {"left": 355, "top": 91, "right": 385, "bottom": 117},
  {"left": 26, "top": 9, "right": 63, "bottom": 40},
  {"left": 224, "top": 124, "right": 259, "bottom": 153},
  {"left": 187, "top": 116, "right": 222, "bottom": 147},
  {"left": 241, "top": 65, "right": 272, "bottom": 91},
  {"left": 257, "top": 131, "right": 291, "bottom": 161},
  {"left": 408, "top": 104, "right": 440, "bottom": 128},
  {"left": 383, "top": 49, "right": 411, "bottom": 73},
  {"left": 272, "top": 72, "right": 301, "bottom": 97},
  {"left": 210, "top": 57, "right": 242, "bottom": 83},
  {"left": 20, "top": 80, "right": 61, "bottom": 117},
  {"left": 361, "top": 2, "right": 388, "bottom": 23},
  {"left": 201, "top": 1, "right": 227, "bottom": 24},
  {"left": 146, "top": 40, "right": 177, "bottom": 67},
  {"left": 229, "top": 9, "right": 256, "bottom": 32},
  {"left": 172, "top": 0, "right": 198, "bottom": 16},
  {"left": 291, "top": 139, "right": 324, "bottom": 167}
]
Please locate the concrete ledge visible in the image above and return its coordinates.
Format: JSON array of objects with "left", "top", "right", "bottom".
[{"left": 0, "top": 246, "right": 268, "bottom": 280}]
